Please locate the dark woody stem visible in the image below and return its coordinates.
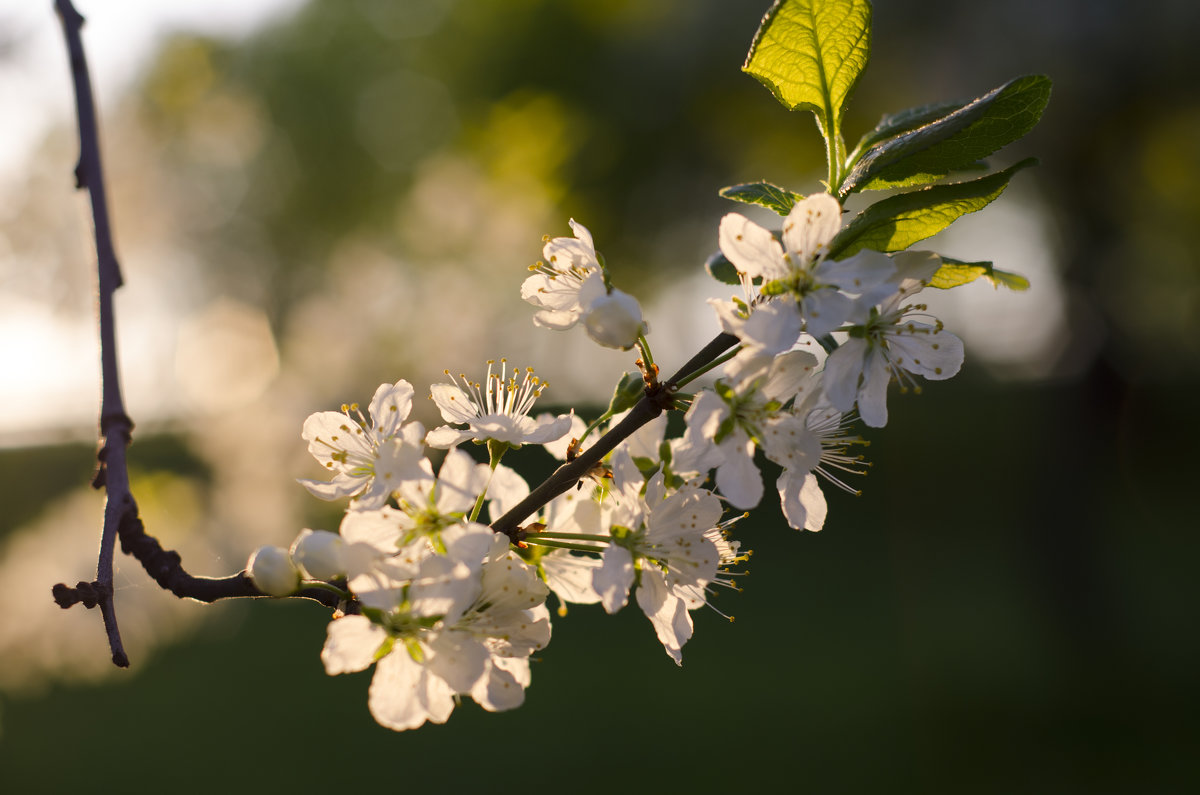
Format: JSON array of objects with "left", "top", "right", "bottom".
[{"left": 51, "top": 0, "right": 133, "bottom": 667}]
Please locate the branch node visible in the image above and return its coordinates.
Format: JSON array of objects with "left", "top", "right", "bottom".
[{"left": 51, "top": 579, "right": 110, "bottom": 609}]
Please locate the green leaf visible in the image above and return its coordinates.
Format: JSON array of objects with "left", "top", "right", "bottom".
[
  {"left": 705, "top": 250, "right": 741, "bottom": 286},
  {"left": 930, "top": 257, "right": 1031, "bottom": 291},
  {"left": 743, "top": 0, "right": 871, "bottom": 138},
  {"left": 828, "top": 158, "right": 1037, "bottom": 259},
  {"left": 849, "top": 99, "right": 968, "bottom": 159},
  {"left": 719, "top": 181, "right": 804, "bottom": 216},
  {"left": 840, "top": 75, "right": 1051, "bottom": 194},
  {"left": 606, "top": 371, "right": 644, "bottom": 415}
]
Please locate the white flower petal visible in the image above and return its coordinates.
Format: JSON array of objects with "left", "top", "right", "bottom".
[
  {"left": 799, "top": 287, "right": 852, "bottom": 339},
  {"left": 635, "top": 566, "right": 692, "bottom": 666},
  {"left": 430, "top": 382, "right": 479, "bottom": 424},
  {"left": 761, "top": 349, "right": 819, "bottom": 402},
  {"left": 297, "top": 472, "right": 367, "bottom": 501},
  {"left": 368, "top": 645, "right": 456, "bottom": 731},
  {"left": 714, "top": 435, "right": 763, "bottom": 510},
  {"left": 719, "top": 213, "right": 786, "bottom": 280},
  {"left": 889, "top": 326, "right": 964, "bottom": 381},
  {"left": 782, "top": 193, "right": 842, "bottom": 263},
  {"left": 368, "top": 379, "right": 415, "bottom": 440},
  {"left": 471, "top": 657, "right": 528, "bottom": 712},
  {"left": 740, "top": 299, "right": 804, "bottom": 355},
  {"left": 542, "top": 553, "right": 603, "bottom": 604},
  {"left": 777, "top": 470, "right": 828, "bottom": 532},
  {"left": 818, "top": 248, "right": 895, "bottom": 293},
  {"left": 424, "top": 425, "right": 475, "bottom": 449},
  {"left": 595, "top": 545, "right": 635, "bottom": 614},
  {"left": 857, "top": 347, "right": 892, "bottom": 428},
  {"left": 427, "top": 630, "right": 489, "bottom": 694},
  {"left": 321, "top": 615, "right": 387, "bottom": 675},
  {"left": 821, "top": 339, "right": 867, "bottom": 413}
]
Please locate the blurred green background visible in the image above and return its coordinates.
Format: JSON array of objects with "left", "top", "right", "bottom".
[{"left": 1, "top": 0, "right": 1198, "bottom": 791}]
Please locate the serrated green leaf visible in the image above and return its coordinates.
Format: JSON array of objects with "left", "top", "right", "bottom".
[
  {"left": 930, "top": 258, "right": 1030, "bottom": 291},
  {"left": 743, "top": 0, "right": 871, "bottom": 138},
  {"left": 719, "top": 181, "right": 804, "bottom": 215},
  {"left": 705, "top": 250, "right": 741, "bottom": 285},
  {"left": 828, "top": 158, "right": 1036, "bottom": 259},
  {"left": 606, "top": 371, "right": 644, "bottom": 415},
  {"left": 840, "top": 75, "right": 1051, "bottom": 194}
]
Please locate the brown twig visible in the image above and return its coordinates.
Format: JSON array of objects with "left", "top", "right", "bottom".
[{"left": 51, "top": 0, "right": 134, "bottom": 667}]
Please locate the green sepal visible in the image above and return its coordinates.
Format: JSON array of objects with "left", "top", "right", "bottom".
[
  {"left": 606, "top": 371, "right": 645, "bottom": 415},
  {"left": 840, "top": 75, "right": 1051, "bottom": 195},
  {"left": 403, "top": 637, "right": 424, "bottom": 663},
  {"left": 930, "top": 257, "right": 1030, "bottom": 291},
  {"left": 631, "top": 455, "right": 661, "bottom": 480},
  {"left": 760, "top": 278, "right": 791, "bottom": 297},
  {"left": 743, "top": 0, "right": 871, "bottom": 139},
  {"left": 713, "top": 414, "right": 738, "bottom": 446},
  {"left": 827, "top": 158, "right": 1037, "bottom": 259},
  {"left": 373, "top": 636, "right": 396, "bottom": 662},
  {"left": 719, "top": 181, "right": 804, "bottom": 216},
  {"left": 705, "top": 250, "right": 741, "bottom": 286}
]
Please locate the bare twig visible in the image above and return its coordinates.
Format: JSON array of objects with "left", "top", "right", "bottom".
[{"left": 51, "top": 0, "right": 134, "bottom": 667}]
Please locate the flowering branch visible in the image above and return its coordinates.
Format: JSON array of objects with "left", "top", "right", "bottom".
[{"left": 45, "top": 0, "right": 1049, "bottom": 731}]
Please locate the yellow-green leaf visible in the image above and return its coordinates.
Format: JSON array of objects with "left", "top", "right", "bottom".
[
  {"left": 828, "top": 159, "right": 1036, "bottom": 259},
  {"left": 930, "top": 258, "right": 1030, "bottom": 291},
  {"left": 743, "top": 0, "right": 871, "bottom": 137}
]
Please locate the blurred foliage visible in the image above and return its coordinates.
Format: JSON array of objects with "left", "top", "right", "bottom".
[
  {"left": 132, "top": 0, "right": 817, "bottom": 322},
  {"left": 122, "top": 0, "right": 1200, "bottom": 380}
]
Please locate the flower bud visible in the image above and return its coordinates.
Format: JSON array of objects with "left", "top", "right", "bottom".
[
  {"left": 247, "top": 545, "right": 301, "bottom": 596},
  {"left": 290, "top": 528, "right": 346, "bottom": 581},
  {"left": 583, "top": 288, "right": 646, "bottom": 350}
]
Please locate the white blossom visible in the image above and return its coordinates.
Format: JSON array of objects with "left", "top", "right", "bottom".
[
  {"left": 521, "top": 219, "right": 602, "bottom": 330},
  {"left": 593, "top": 450, "right": 725, "bottom": 664},
  {"left": 297, "top": 379, "right": 430, "bottom": 509},
  {"left": 426, "top": 360, "right": 572, "bottom": 449},
  {"left": 822, "top": 252, "right": 964, "bottom": 427},
  {"left": 714, "top": 193, "right": 894, "bottom": 350}
]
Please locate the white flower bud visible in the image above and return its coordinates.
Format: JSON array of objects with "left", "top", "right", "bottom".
[
  {"left": 290, "top": 528, "right": 346, "bottom": 581},
  {"left": 247, "top": 545, "right": 301, "bottom": 596},
  {"left": 583, "top": 288, "right": 646, "bottom": 350}
]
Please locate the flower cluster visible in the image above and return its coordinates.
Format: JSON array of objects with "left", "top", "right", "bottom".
[{"left": 259, "top": 189, "right": 979, "bottom": 731}]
